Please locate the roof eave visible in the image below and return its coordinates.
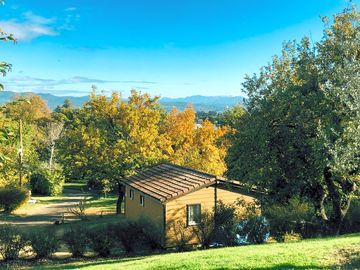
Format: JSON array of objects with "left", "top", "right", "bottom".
[{"left": 163, "top": 178, "right": 217, "bottom": 203}]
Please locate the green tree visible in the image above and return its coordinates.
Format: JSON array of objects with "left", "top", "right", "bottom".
[
  {"left": 0, "top": 95, "right": 51, "bottom": 188},
  {"left": 226, "top": 6, "right": 360, "bottom": 234}
]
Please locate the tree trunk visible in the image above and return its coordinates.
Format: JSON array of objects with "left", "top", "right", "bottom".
[
  {"left": 116, "top": 182, "right": 125, "bottom": 214},
  {"left": 49, "top": 143, "right": 55, "bottom": 171},
  {"left": 323, "top": 167, "right": 352, "bottom": 235},
  {"left": 318, "top": 190, "right": 329, "bottom": 222}
]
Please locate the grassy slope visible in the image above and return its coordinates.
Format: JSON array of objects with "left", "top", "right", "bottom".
[{"left": 28, "top": 233, "right": 360, "bottom": 270}]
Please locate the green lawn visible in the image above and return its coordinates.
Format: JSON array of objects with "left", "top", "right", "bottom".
[{"left": 25, "top": 233, "right": 360, "bottom": 270}]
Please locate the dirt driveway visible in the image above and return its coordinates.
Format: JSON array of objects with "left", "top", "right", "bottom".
[{"left": 0, "top": 192, "right": 90, "bottom": 227}]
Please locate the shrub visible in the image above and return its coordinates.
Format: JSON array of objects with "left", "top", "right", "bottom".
[
  {"left": 63, "top": 226, "right": 88, "bottom": 257},
  {"left": 213, "top": 201, "right": 239, "bottom": 246},
  {"left": 30, "top": 167, "right": 64, "bottom": 196},
  {"left": 170, "top": 220, "right": 192, "bottom": 251},
  {"left": 192, "top": 211, "right": 215, "bottom": 249},
  {"left": 0, "top": 188, "right": 29, "bottom": 213},
  {"left": 341, "top": 198, "right": 360, "bottom": 234},
  {"left": 264, "top": 197, "right": 316, "bottom": 241},
  {"left": 109, "top": 220, "right": 141, "bottom": 253},
  {"left": 137, "top": 217, "right": 163, "bottom": 251},
  {"left": 28, "top": 228, "right": 59, "bottom": 259},
  {"left": 87, "top": 179, "right": 104, "bottom": 192},
  {"left": 237, "top": 216, "right": 270, "bottom": 244},
  {"left": 86, "top": 226, "right": 114, "bottom": 257},
  {"left": 0, "top": 225, "right": 28, "bottom": 261},
  {"left": 30, "top": 172, "right": 49, "bottom": 195},
  {"left": 68, "top": 197, "right": 88, "bottom": 220}
]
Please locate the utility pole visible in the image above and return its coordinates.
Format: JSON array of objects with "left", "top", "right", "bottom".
[{"left": 18, "top": 119, "right": 23, "bottom": 187}]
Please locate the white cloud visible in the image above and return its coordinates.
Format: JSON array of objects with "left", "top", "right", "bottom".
[
  {"left": 0, "top": 9, "right": 81, "bottom": 41},
  {"left": 0, "top": 12, "right": 57, "bottom": 41},
  {"left": 23, "top": 11, "right": 55, "bottom": 25},
  {"left": 0, "top": 20, "right": 57, "bottom": 41}
]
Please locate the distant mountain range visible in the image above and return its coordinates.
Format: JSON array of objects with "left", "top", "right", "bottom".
[{"left": 0, "top": 91, "right": 246, "bottom": 112}]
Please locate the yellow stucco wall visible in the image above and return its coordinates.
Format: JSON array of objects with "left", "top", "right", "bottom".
[
  {"left": 124, "top": 185, "right": 164, "bottom": 239},
  {"left": 164, "top": 186, "right": 256, "bottom": 247}
]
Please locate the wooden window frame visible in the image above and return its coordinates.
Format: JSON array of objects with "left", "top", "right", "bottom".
[
  {"left": 140, "top": 195, "right": 145, "bottom": 207},
  {"left": 186, "top": 204, "right": 201, "bottom": 226},
  {"left": 129, "top": 189, "right": 134, "bottom": 200}
]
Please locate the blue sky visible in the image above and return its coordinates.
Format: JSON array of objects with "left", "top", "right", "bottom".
[{"left": 0, "top": 0, "right": 358, "bottom": 97}]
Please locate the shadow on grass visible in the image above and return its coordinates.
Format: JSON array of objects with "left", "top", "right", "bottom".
[
  {"left": 53, "top": 257, "right": 146, "bottom": 269},
  {"left": 0, "top": 256, "right": 147, "bottom": 270},
  {"left": 335, "top": 248, "right": 360, "bottom": 270}
]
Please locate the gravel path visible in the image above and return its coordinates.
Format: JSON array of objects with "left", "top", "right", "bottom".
[{"left": 0, "top": 193, "right": 90, "bottom": 227}]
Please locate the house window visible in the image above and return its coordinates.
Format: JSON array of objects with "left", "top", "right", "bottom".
[
  {"left": 129, "top": 189, "right": 134, "bottom": 200},
  {"left": 140, "top": 195, "right": 145, "bottom": 207},
  {"left": 187, "top": 204, "right": 201, "bottom": 226}
]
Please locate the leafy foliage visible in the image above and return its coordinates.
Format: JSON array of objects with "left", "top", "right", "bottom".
[
  {"left": 170, "top": 220, "right": 192, "bottom": 251},
  {"left": 28, "top": 228, "right": 59, "bottom": 259},
  {"left": 108, "top": 219, "right": 142, "bottom": 253},
  {"left": 264, "top": 197, "right": 318, "bottom": 241},
  {"left": 63, "top": 226, "right": 88, "bottom": 258},
  {"left": 237, "top": 216, "right": 270, "bottom": 244},
  {"left": 0, "top": 187, "right": 28, "bottom": 213},
  {"left": 0, "top": 225, "right": 27, "bottom": 262},
  {"left": 0, "top": 7, "right": 16, "bottom": 91},
  {"left": 30, "top": 165, "right": 64, "bottom": 196},
  {"left": 57, "top": 90, "right": 230, "bottom": 213},
  {"left": 341, "top": 197, "right": 360, "bottom": 234},
  {"left": 0, "top": 95, "right": 53, "bottom": 188},
  {"left": 163, "top": 105, "right": 230, "bottom": 175},
  {"left": 192, "top": 210, "right": 215, "bottom": 249},
  {"left": 86, "top": 226, "right": 114, "bottom": 257},
  {"left": 136, "top": 217, "right": 164, "bottom": 251},
  {"left": 212, "top": 201, "right": 239, "bottom": 246},
  {"left": 226, "top": 6, "right": 360, "bottom": 234}
]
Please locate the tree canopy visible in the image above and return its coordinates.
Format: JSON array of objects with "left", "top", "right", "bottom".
[
  {"left": 226, "top": 6, "right": 360, "bottom": 233},
  {"left": 55, "top": 89, "right": 230, "bottom": 212}
]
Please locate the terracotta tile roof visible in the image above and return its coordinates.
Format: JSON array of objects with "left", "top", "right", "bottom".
[{"left": 121, "top": 163, "right": 218, "bottom": 202}]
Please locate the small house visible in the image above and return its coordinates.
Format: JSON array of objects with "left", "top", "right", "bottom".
[{"left": 121, "top": 163, "right": 259, "bottom": 248}]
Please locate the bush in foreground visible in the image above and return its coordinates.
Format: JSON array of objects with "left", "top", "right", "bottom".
[
  {"left": 193, "top": 211, "right": 215, "bottom": 249},
  {"left": 237, "top": 216, "right": 270, "bottom": 244},
  {"left": 86, "top": 226, "right": 114, "bottom": 257},
  {"left": 28, "top": 228, "right": 59, "bottom": 259},
  {"left": 137, "top": 217, "right": 163, "bottom": 251},
  {"left": 213, "top": 201, "right": 239, "bottom": 246},
  {"left": 264, "top": 197, "right": 317, "bottom": 241},
  {"left": 341, "top": 198, "right": 360, "bottom": 234},
  {"left": 0, "top": 188, "right": 29, "bottom": 213},
  {"left": 109, "top": 220, "right": 141, "bottom": 253},
  {"left": 63, "top": 226, "right": 88, "bottom": 258},
  {"left": 0, "top": 225, "right": 28, "bottom": 261}
]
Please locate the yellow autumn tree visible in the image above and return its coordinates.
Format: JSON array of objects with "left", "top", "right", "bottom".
[
  {"left": 162, "top": 105, "right": 230, "bottom": 176},
  {"left": 189, "top": 119, "right": 229, "bottom": 175},
  {"left": 161, "top": 105, "right": 196, "bottom": 164}
]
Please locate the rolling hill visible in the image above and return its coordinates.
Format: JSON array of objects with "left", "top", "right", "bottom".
[{"left": 0, "top": 91, "right": 245, "bottom": 112}]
